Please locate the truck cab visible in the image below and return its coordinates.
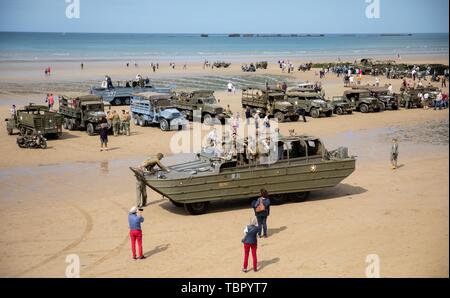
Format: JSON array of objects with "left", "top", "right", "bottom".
[{"left": 285, "top": 91, "right": 332, "bottom": 118}]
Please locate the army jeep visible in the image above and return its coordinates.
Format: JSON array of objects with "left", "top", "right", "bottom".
[
  {"left": 327, "top": 97, "right": 354, "bottom": 115},
  {"left": 241, "top": 87, "right": 297, "bottom": 122},
  {"left": 355, "top": 85, "right": 399, "bottom": 110},
  {"left": 343, "top": 89, "right": 383, "bottom": 113},
  {"left": 172, "top": 90, "right": 228, "bottom": 124},
  {"left": 285, "top": 91, "right": 332, "bottom": 118}
]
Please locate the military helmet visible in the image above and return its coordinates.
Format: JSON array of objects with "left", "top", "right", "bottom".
[{"left": 156, "top": 153, "right": 164, "bottom": 159}]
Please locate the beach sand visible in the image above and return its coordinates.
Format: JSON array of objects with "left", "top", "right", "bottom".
[{"left": 0, "top": 58, "right": 448, "bottom": 277}]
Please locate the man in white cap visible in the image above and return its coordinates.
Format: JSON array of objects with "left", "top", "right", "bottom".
[{"left": 128, "top": 206, "right": 145, "bottom": 260}]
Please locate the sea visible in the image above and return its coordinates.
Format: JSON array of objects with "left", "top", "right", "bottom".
[{"left": 0, "top": 32, "right": 448, "bottom": 62}]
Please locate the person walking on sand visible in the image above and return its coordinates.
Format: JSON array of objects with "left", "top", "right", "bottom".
[
  {"left": 252, "top": 188, "right": 271, "bottom": 238},
  {"left": 242, "top": 217, "right": 259, "bottom": 273},
  {"left": 390, "top": 138, "right": 399, "bottom": 170},
  {"left": 128, "top": 206, "right": 145, "bottom": 260}
]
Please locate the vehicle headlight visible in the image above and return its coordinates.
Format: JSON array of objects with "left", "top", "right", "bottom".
[{"left": 295, "top": 101, "right": 298, "bottom": 105}]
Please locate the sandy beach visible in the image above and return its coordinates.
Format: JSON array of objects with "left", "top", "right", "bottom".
[{"left": 0, "top": 57, "right": 448, "bottom": 278}]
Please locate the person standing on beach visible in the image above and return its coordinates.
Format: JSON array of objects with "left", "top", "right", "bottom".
[
  {"left": 390, "top": 138, "right": 399, "bottom": 170},
  {"left": 81, "top": 63, "right": 84, "bottom": 70},
  {"left": 252, "top": 188, "right": 271, "bottom": 238},
  {"left": 242, "top": 217, "right": 259, "bottom": 273},
  {"left": 442, "top": 76, "right": 447, "bottom": 88},
  {"left": 99, "top": 121, "right": 109, "bottom": 151},
  {"left": 245, "top": 106, "right": 251, "bottom": 126},
  {"left": 128, "top": 206, "right": 145, "bottom": 260},
  {"left": 48, "top": 94, "right": 54, "bottom": 110},
  {"left": 111, "top": 110, "right": 120, "bottom": 136},
  {"left": 123, "top": 111, "right": 131, "bottom": 136}
]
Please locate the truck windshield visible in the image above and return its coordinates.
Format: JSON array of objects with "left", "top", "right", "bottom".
[{"left": 87, "top": 104, "right": 103, "bottom": 110}]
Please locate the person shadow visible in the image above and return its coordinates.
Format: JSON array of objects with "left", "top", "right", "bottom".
[
  {"left": 267, "top": 226, "right": 287, "bottom": 236},
  {"left": 257, "top": 257, "right": 280, "bottom": 272},
  {"left": 144, "top": 243, "right": 170, "bottom": 258}
]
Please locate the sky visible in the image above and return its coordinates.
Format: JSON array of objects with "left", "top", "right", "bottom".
[{"left": 0, "top": 0, "right": 448, "bottom": 34}]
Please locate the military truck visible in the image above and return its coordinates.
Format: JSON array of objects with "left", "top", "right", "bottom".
[
  {"left": 285, "top": 91, "right": 332, "bottom": 118},
  {"left": 326, "top": 97, "right": 354, "bottom": 115},
  {"left": 343, "top": 89, "right": 383, "bottom": 113},
  {"left": 241, "top": 87, "right": 297, "bottom": 122},
  {"left": 172, "top": 90, "right": 229, "bottom": 124},
  {"left": 59, "top": 95, "right": 109, "bottom": 136},
  {"left": 5, "top": 103, "right": 62, "bottom": 137},
  {"left": 90, "top": 79, "right": 172, "bottom": 106},
  {"left": 355, "top": 85, "right": 399, "bottom": 110},
  {"left": 130, "top": 92, "right": 188, "bottom": 131}
]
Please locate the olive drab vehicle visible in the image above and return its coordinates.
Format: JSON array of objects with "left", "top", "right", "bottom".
[
  {"left": 241, "top": 87, "right": 297, "bottom": 122},
  {"left": 285, "top": 89, "right": 332, "bottom": 118},
  {"left": 130, "top": 134, "right": 356, "bottom": 215},
  {"left": 326, "top": 96, "right": 354, "bottom": 115},
  {"left": 5, "top": 103, "right": 62, "bottom": 137},
  {"left": 172, "top": 90, "right": 229, "bottom": 124},
  {"left": 59, "top": 95, "right": 109, "bottom": 136},
  {"left": 355, "top": 85, "right": 399, "bottom": 110},
  {"left": 343, "top": 89, "right": 383, "bottom": 113}
]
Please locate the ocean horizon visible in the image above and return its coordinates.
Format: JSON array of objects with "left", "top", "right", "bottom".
[{"left": 0, "top": 32, "right": 448, "bottom": 63}]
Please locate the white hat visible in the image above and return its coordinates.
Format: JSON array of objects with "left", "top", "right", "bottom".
[{"left": 129, "top": 206, "right": 138, "bottom": 213}]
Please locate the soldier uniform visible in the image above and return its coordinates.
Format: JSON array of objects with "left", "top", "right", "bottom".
[
  {"left": 123, "top": 112, "right": 131, "bottom": 136},
  {"left": 111, "top": 112, "right": 120, "bottom": 136},
  {"left": 136, "top": 157, "right": 169, "bottom": 207},
  {"left": 390, "top": 139, "right": 399, "bottom": 169}
]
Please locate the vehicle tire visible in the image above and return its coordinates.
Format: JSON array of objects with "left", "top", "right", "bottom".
[
  {"left": 271, "top": 194, "right": 287, "bottom": 205},
  {"left": 114, "top": 98, "right": 122, "bottom": 106},
  {"left": 274, "top": 111, "right": 285, "bottom": 122},
  {"left": 160, "top": 119, "right": 169, "bottom": 131},
  {"left": 347, "top": 110, "right": 353, "bottom": 115},
  {"left": 138, "top": 115, "right": 146, "bottom": 127},
  {"left": 325, "top": 111, "right": 333, "bottom": 117},
  {"left": 289, "top": 115, "right": 299, "bottom": 122},
  {"left": 67, "top": 119, "right": 74, "bottom": 130},
  {"left": 63, "top": 118, "right": 69, "bottom": 130},
  {"left": 378, "top": 102, "right": 386, "bottom": 112},
  {"left": 202, "top": 113, "right": 213, "bottom": 125},
  {"left": 288, "top": 191, "right": 310, "bottom": 203},
  {"left": 391, "top": 104, "right": 399, "bottom": 110},
  {"left": 359, "top": 103, "right": 369, "bottom": 113},
  {"left": 133, "top": 114, "right": 139, "bottom": 125},
  {"left": 124, "top": 98, "right": 131, "bottom": 105},
  {"left": 40, "top": 139, "right": 48, "bottom": 149},
  {"left": 169, "top": 199, "right": 184, "bottom": 208},
  {"left": 184, "top": 202, "right": 210, "bottom": 215},
  {"left": 7, "top": 127, "right": 13, "bottom": 135},
  {"left": 335, "top": 106, "right": 344, "bottom": 115},
  {"left": 86, "top": 123, "right": 95, "bottom": 136},
  {"left": 310, "top": 108, "right": 320, "bottom": 118}
]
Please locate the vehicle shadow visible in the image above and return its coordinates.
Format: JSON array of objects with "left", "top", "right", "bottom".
[
  {"left": 257, "top": 257, "right": 280, "bottom": 272},
  {"left": 57, "top": 132, "right": 80, "bottom": 140},
  {"left": 144, "top": 243, "right": 170, "bottom": 259},
  {"left": 159, "top": 183, "right": 367, "bottom": 215}
]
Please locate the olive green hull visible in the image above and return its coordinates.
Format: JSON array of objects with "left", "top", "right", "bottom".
[{"left": 142, "top": 157, "right": 355, "bottom": 203}]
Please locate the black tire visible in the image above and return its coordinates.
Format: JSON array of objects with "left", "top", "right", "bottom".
[
  {"left": 67, "top": 119, "right": 74, "bottom": 130},
  {"left": 310, "top": 108, "right": 320, "bottom": 118},
  {"left": 170, "top": 199, "right": 184, "bottom": 208},
  {"left": 325, "top": 110, "right": 333, "bottom": 117},
  {"left": 160, "top": 119, "right": 169, "bottom": 131},
  {"left": 359, "top": 103, "right": 369, "bottom": 113},
  {"left": 133, "top": 114, "right": 139, "bottom": 125},
  {"left": 271, "top": 194, "right": 287, "bottom": 205},
  {"left": 124, "top": 98, "right": 131, "bottom": 105},
  {"left": 378, "top": 102, "right": 386, "bottom": 112},
  {"left": 391, "top": 104, "right": 399, "bottom": 111},
  {"left": 184, "top": 202, "right": 210, "bottom": 215},
  {"left": 40, "top": 139, "right": 47, "bottom": 149},
  {"left": 202, "top": 113, "right": 213, "bottom": 125},
  {"left": 7, "top": 127, "right": 13, "bottom": 135},
  {"left": 335, "top": 106, "right": 344, "bottom": 115},
  {"left": 289, "top": 115, "right": 300, "bottom": 122},
  {"left": 347, "top": 110, "right": 353, "bottom": 115},
  {"left": 274, "top": 111, "right": 285, "bottom": 122},
  {"left": 63, "top": 118, "right": 69, "bottom": 129},
  {"left": 288, "top": 191, "right": 310, "bottom": 203},
  {"left": 114, "top": 98, "right": 122, "bottom": 105},
  {"left": 86, "top": 123, "right": 95, "bottom": 136},
  {"left": 138, "top": 115, "right": 146, "bottom": 127}
]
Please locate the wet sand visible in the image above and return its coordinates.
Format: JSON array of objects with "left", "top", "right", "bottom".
[{"left": 0, "top": 59, "right": 449, "bottom": 277}]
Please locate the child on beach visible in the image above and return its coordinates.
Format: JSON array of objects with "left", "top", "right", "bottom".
[{"left": 99, "top": 122, "right": 109, "bottom": 151}]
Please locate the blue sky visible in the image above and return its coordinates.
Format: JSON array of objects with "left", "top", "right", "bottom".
[{"left": 0, "top": 0, "right": 448, "bottom": 33}]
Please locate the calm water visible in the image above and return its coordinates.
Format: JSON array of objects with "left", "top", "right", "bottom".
[{"left": 0, "top": 32, "right": 448, "bottom": 62}]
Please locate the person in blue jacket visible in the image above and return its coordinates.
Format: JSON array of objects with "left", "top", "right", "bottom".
[
  {"left": 242, "top": 217, "right": 259, "bottom": 273},
  {"left": 252, "top": 188, "right": 271, "bottom": 238}
]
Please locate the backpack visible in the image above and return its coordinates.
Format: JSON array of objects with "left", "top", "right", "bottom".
[{"left": 255, "top": 198, "right": 265, "bottom": 213}]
